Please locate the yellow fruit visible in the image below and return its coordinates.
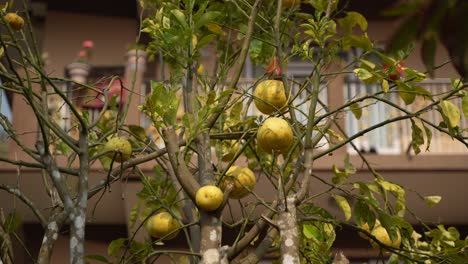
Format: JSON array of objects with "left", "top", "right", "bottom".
[
  {"left": 103, "top": 137, "right": 132, "bottom": 162},
  {"left": 253, "top": 80, "right": 287, "bottom": 115},
  {"left": 146, "top": 212, "right": 180, "bottom": 240},
  {"left": 359, "top": 220, "right": 380, "bottom": 240},
  {"left": 221, "top": 141, "right": 240, "bottom": 162},
  {"left": 221, "top": 166, "right": 256, "bottom": 199},
  {"left": 4, "top": 13, "right": 24, "bottom": 31},
  {"left": 195, "top": 185, "right": 224, "bottom": 212},
  {"left": 370, "top": 226, "right": 401, "bottom": 249},
  {"left": 257, "top": 117, "right": 293, "bottom": 153}
]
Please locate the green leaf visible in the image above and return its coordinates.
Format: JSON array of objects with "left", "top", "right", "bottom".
[
  {"left": 424, "top": 196, "right": 442, "bottom": 208},
  {"left": 338, "top": 11, "right": 367, "bottom": 33},
  {"left": 451, "top": 79, "right": 463, "bottom": 89},
  {"left": 377, "top": 179, "right": 406, "bottom": 217},
  {"left": 128, "top": 125, "right": 147, "bottom": 142},
  {"left": 108, "top": 238, "right": 126, "bottom": 257},
  {"left": 404, "top": 68, "right": 426, "bottom": 82},
  {"left": 353, "top": 68, "right": 373, "bottom": 81},
  {"left": 349, "top": 102, "right": 362, "bottom": 120},
  {"left": 303, "top": 224, "right": 322, "bottom": 241},
  {"left": 410, "top": 120, "right": 424, "bottom": 155},
  {"left": 195, "top": 11, "right": 221, "bottom": 29},
  {"left": 440, "top": 100, "right": 461, "bottom": 128},
  {"left": 344, "top": 154, "right": 356, "bottom": 174},
  {"left": 422, "top": 123, "right": 432, "bottom": 152},
  {"left": 381, "top": 79, "right": 389, "bottom": 93},
  {"left": 229, "top": 101, "right": 244, "bottom": 124},
  {"left": 353, "top": 199, "right": 374, "bottom": 227},
  {"left": 359, "top": 59, "right": 376, "bottom": 69},
  {"left": 378, "top": 212, "right": 399, "bottom": 243},
  {"left": 197, "top": 34, "right": 216, "bottom": 48},
  {"left": 206, "top": 23, "right": 225, "bottom": 35},
  {"left": 170, "top": 9, "right": 187, "bottom": 28},
  {"left": 332, "top": 165, "right": 348, "bottom": 185},
  {"left": 462, "top": 94, "right": 468, "bottom": 119},
  {"left": 397, "top": 82, "right": 416, "bottom": 105},
  {"left": 129, "top": 202, "right": 141, "bottom": 228},
  {"left": 4, "top": 212, "right": 21, "bottom": 233},
  {"left": 386, "top": 254, "right": 400, "bottom": 264},
  {"left": 414, "top": 85, "right": 432, "bottom": 100},
  {"left": 342, "top": 34, "right": 373, "bottom": 51},
  {"left": 332, "top": 194, "right": 351, "bottom": 221},
  {"left": 85, "top": 255, "right": 110, "bottom": 263}
]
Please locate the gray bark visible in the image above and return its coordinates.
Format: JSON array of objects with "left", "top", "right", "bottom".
[
  {"left": 37, "top": 210, "right": 67, "bottom": 264},
  {"left": 200, "top": 212, "right": 222, "bottom": 264},
  {"left": 278, "top": 196, "right": 300, "bottom": 264}
]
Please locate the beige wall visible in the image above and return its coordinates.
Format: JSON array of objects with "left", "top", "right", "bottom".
[{"left": 42, "top": 11, "right": 137, "bottom": 76}]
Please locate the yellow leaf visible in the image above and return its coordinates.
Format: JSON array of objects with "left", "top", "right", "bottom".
[
  {"left": 440, "top": 100, "right": 461, "bottom": 128},
  {"left": 206, "top": 23, "right": 225, "bottom": 36},
  {"left": 332, "top": 194, "right": 351, "bottom": 221},
  {"left": 381, "top": 79, "right": 389, "bottom": 93}
]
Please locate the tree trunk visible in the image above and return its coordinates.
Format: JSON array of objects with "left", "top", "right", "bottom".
[
  {"left": 200, "top": 212, "right": 222, "bottom": 264},
  {"left": 37, "top": 210, "right": 67, "bottom": 264},
  {"left": 278, "top": 196, "right": 300, "bottom": 264}
]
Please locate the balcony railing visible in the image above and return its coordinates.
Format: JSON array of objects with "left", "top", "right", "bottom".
[
  {"left": 345, "top": 78, "right": 467, "bottom": 155},
  {"left": 139, "top": 78, "right": 466, "bottom": 155}
]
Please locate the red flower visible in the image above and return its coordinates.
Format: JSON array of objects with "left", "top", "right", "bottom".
[
  {"left": 266, "top": 57, "right": 282, "bottom": 76},
  {"left": 78, "top": 50, "right": 87, "bottom": 58},
  {"left": 82, "top": 40, "right": 94, "bottom": 49},
  {"left": 383, "top": 62, "right": 404, "bottom": 81}
]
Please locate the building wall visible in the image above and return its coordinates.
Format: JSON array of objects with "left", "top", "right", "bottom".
[
  {"left": 42, "top": 11, "right": 137, "bottom": 76},
  {"left": 0, "top": 9, "right": 466, "bottom": 263}
]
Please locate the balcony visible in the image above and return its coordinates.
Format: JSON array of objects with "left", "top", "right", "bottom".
[{"left": 345, "top": 78, "right": 467, "bottom": 155}]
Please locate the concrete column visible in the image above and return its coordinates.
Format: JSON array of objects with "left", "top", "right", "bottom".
[
  {"left": 66, "top": 62, "right": 90, "bottom": 84},
  {"left": 124, "top": 49, "right": 147, "bottom": 126}
]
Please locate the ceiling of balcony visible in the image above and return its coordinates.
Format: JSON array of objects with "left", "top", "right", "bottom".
[
  {"left": 30, "top": 0, "right": 138, "bottom": 18},
  {"left": 29, "top": 0, "right": 397, "bottom": 20}
]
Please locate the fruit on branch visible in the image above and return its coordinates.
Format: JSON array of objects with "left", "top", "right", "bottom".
[
  {"left": 358, "top": 220, "right": 380, "bottom": 240},
  {"left": 253, "top": 80, "right": 288, "bottom": 115},
  {"left": 221, "top": 140, "right": 240, "bottom": 162},
  {"left": 257, "top": 117, "right": 293, "bottom": 153},
  {"left": 4, "top": 13, "right": 24, "bottom": 31},
  {"left": 370, "top": 225, "right": 401, "bottom": 250},
  {"left": 146, "top": 212, "right": 180, "bottom": 240},
  {"left": 195, "top": 185, "right": 224, "bottom": 212},
  {"left": 221, "top": 166, "right": 256, "bottom": 199},
  {"left": 103, "top": 137, "right": 132, "bottom": 162}
]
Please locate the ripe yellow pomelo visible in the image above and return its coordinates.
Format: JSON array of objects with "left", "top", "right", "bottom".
[
  {"left": 253, "top": 80, "right": 287, "bottom": 115},
  {"left": 257, "top": 117, "right": 293, "bottom": 153},
  {"left": 103, "top": 137, "right": 132, "bottom": 162},
  {"left": 195, "top": 185, "right": 224, "bottom": 212},
  {"left": 359, "top": 220, "right": 380, "bottom": 240},
  {"left": 221, "top": 166, "right": 256, "bottom": 199},
  {"left": 4, "top": 13, "right": 24, "bottom": 31},
  {"left": 146, "top": 212, "right": 180, "bottom": 240}
]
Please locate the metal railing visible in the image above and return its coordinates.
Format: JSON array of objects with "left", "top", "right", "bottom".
[{"left": 345, "top": 78, "right": 467, "bottom": 155}]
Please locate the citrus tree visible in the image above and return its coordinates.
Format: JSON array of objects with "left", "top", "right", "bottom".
[{"left": 0, "top": 0, "right": 467, "bottom": 264}]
